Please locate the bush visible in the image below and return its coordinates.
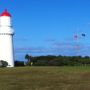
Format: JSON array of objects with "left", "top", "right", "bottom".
[
  {"left": 14, "top": 61, "right": 24, "bottom": 67},
  {"left": 0, "top": 60, "right": 8, "bottom": 67}
]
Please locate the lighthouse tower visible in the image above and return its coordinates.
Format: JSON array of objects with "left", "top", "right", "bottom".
[{"left": 0, "top": 9, "right": 14, "bottom": 67}]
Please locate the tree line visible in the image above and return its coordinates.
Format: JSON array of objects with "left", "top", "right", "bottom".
[
  {"left": 16, "top": 54, "right": 90, "bottom": 66},
  {"left": 1, "top": 54, "right": 90, "bottom": 67}
]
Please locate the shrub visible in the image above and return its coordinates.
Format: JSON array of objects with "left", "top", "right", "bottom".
[
  {"left": 0, "top": 60, "right": 8, "bottom": 67},
  {"left": 14, "top": 61, "right": 24, "bottom": 67}
]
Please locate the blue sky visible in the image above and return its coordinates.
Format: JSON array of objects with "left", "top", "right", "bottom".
[{"left": 0, "top": 0, "right": 90, "bottom": 60}]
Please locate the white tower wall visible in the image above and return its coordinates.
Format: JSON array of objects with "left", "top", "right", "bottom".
[
  {"left": 0, "top": 16, "right": 11, "bottom": 26},
  {"left": 0, "top": 34, "right": 14, "bottom": 67}
]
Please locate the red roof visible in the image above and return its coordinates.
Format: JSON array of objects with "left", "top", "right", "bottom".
[{"left": 1, "top": 9, "right": 11, "bottom": 17}]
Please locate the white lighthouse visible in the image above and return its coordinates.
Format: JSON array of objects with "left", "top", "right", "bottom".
[{"left": 0, "top": 9, "right": 14, "bottom": 67}]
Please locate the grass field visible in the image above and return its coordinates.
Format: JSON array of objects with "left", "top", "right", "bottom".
[{"left": 0, "top": 66, "right": 90, "bottom": 90}]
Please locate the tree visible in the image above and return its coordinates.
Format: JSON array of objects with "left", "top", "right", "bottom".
[{"left": 25, "top": 54, "right": 32, "bottom": 66}]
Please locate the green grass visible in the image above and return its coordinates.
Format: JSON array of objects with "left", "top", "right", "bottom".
[{"left": 0, "top": 66, "right": 90, "bottom": 90}]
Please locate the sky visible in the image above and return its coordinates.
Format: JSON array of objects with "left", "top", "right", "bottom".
[{"left": 0, "top": 0, "right": 90, "bottom": 60}]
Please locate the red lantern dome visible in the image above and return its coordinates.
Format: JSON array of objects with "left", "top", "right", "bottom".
[{"left": 1, "top": 9, "right": 11, "bottom": 17}]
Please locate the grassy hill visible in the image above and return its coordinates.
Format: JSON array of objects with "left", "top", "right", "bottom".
[{"left": 0, "top": 66, "right": 90, "bottom": 90}]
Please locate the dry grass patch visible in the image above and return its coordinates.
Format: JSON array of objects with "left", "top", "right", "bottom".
[{"left": 0, "top": 66, "right": 90, "bottom": 90}]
